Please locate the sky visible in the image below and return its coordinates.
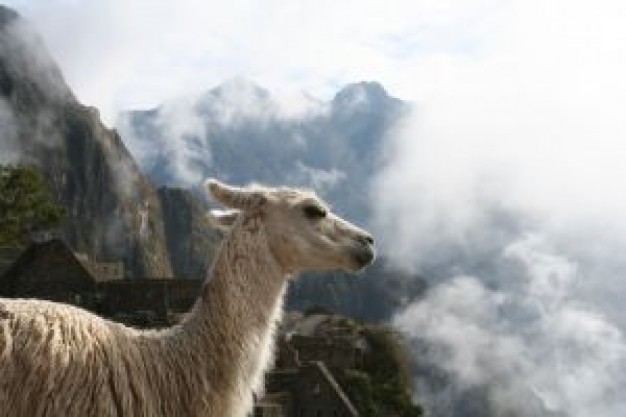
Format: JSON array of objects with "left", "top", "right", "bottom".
[
  {"left": 6, "top": 1, "right": 626, "bottom": 415},
  {"left": 4, "top": 0, "right": 505, "bottom": 122}
]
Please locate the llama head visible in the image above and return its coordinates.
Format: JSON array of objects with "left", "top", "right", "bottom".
[{"left": 205, "top": 178, "right": 375, "bottom": 274}]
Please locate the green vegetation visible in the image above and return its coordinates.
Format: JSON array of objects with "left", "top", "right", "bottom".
[
  {"left": 0, "top": 165, "right": 64, "bottom": 247},
  {"left": 337, "top": 324, "right": 424, "bottom": 416}
]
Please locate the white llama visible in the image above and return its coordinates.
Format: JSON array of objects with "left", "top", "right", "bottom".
[{"left": 0, "top": 178, "right": 375, "bottom": 417}]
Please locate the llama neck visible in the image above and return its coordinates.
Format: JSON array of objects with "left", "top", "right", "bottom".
[{"left": 179, "top": 217, "right": 288, "bottom": 412}]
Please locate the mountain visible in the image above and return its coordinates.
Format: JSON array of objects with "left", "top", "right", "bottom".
[
  {"left": 289, "top": 258, "right": 427, "bottom": 322},
  {"left": 119, "top": 78, "right": 421, "bottom": 318},
  {"left": 158, "top": 187, "right": 221, "bottom": 278},
  {"left": 118, "top": 78, "right": 409, "bottom": 225},
  {"left": 117, "top": 64, "right": 423, "bottom": 319},
  {"left": 0, "top": 5, "right": 172, "bottom": 277}
]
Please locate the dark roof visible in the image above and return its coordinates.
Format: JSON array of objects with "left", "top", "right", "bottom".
[
  {"left": 0, "top": 239, "right": 96, "bottom": 287},
  {"left": 0, "top": 245, "right": 22, "bottom": 275}
]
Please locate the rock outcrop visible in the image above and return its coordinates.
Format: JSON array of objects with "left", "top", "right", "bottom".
[{"left": 0, "top": 6, "right": 172, "bottom": 277}]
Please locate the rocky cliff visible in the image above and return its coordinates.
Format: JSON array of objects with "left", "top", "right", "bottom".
[
  {"left": 0, "top": 6, "right": 172, "bottom": 277},
  {"left": 158, "top": 187, "right": 221, "bottom": 279}
]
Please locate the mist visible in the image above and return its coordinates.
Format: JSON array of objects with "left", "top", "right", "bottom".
[
  {"left": 6, "top": 0, "right": 626, "bottom": 414},
  {"left": 371, "top": 1, "right": 626, "bottom": 416},
  {"left": 0, "top": 15, "right": 68, "bottom": 167},
  {"left": 116, "top": 79, "right": 327, "bottom": 188}
]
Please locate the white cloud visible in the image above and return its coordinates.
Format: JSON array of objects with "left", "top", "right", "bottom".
[
  {"left": 369, "top": 1, "right": 626, "bottom": 415},
  {"left": 395, "top": 236, "right": 626, "bottom": 416},
  {"left": 4, "top": 0, "right": 503, "bottom": 123},
  {"left": 295, "top": 162, "right": 346, "bottom": 192},
  {"left": 371, "top": 0, "right": 626, "bottom": 279}
]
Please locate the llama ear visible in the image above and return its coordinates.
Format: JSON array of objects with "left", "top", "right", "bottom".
[
  {"left": 204, "top": 178, "right": 266, "bottom": 210},
  {"left": 206, "top": 209, "right": 240, "bottom": 232}
]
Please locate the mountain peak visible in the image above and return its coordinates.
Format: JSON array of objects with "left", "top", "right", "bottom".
[
  {"left": 194, "top": 78, "right": 330, "bottom": 123},
  {"left": 332, "top": 81, "right": 392, "bottom": 113},
  {"left": 0, "top": 5, "right": 20, "bottom": 27},
  {"left": 0, "top": 5, "right": 74, "bottom": 105},
  {"left": 208, "top": 78, "right": 271, "bottom": 102}
]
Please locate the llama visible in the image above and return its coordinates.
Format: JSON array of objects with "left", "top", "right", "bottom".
[{"left": 0, "top": 178, "right": 375, "bottom": 417}]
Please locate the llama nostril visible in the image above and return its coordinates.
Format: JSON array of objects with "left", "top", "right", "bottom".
[{"left": 361, "top": 234, "right": 374, "bottom": 245}]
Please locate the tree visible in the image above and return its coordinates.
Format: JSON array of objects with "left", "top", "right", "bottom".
[
  {"left": 336, "top": 324, "right": 424, "bottom": 416},
  {"left": 0, "top": 165, "right": 64, "bottom": 246}
]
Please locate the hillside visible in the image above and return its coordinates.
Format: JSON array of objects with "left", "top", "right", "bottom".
[
  {"left": 280, "top": 312, "right": 424, "bottom": 416},
  {"left": 0, "top": 5, "right": 172, "bottom": 277}
]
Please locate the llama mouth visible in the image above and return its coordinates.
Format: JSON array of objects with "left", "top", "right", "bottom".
[{"left": 350, "top": 245, "right": 375, "bottom": 270}]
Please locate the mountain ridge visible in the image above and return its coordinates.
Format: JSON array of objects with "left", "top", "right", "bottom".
[
  {"left": 118, "top": 77, "right": 409, "bottom": 227},
  {"left": 0, "top": 5, "right": 172, "bottom": 277}
]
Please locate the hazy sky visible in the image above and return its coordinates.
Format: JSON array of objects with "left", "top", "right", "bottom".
[
  {"left": 3, "top": 0, "right": 508, "bottom": 121},
  {"left": 6, "top": 1, "right": 626, "bottom": 128}
]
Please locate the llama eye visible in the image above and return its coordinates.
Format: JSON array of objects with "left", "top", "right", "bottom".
[{"left": 303, "top": 205, "right": 327, "bottom": 219}]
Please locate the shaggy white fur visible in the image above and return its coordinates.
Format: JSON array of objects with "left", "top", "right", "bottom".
[{"left": 0, "top": 178, "right": 375, "bottom": 417}]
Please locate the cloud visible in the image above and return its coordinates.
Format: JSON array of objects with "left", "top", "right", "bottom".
[
  {"left": 371, "top": 0, "right": 626, "bottom": 290},
  {"left": 0, "top": 14, "right": 68, "bottom": 165},
  {"left": 119, "top": 94, "right": 211, "bottom": 187},
  {"left": 395, "top": 236, "right": 626, "bottom": 417},
  {"left": 195, "top": 79, "right": 326, "bottom": 125},
  {"left": 3, "top": 0, "right": 502, "bottom": 123},
  {"left": 294, "top": 162, "right": 346, "bottom": 193},
  {"left": 370, "top": 1, "right": 626, "bottom": 415}
]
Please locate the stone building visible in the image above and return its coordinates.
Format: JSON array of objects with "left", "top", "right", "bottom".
[
  {"left": 253, "top": 393, "right": 290, "bottom": 417},
  {"left": 98, "top": 278, "right": 201, "bottom": 325},
  {"left": 0, "top": 239, "right": 113, "bottom": 308},
  {"left": 281, "top": 313, "right": 368, "bottom": 370},
  {"left": 75, "top": 252, "right": 124, "bottom": 280},
  {"left": 254, "top": 326, "right": 361, "bottom": 417},
  {"left": 0, "top": 239, "right": 202, "bottom": 325},
  {"left": 0, "top": 246, "right": 23, "bottom": 276},
  {"left": 286, "top": 334, "right": 365, "bottom": 370},
  {"left": 259, "top": 361, "right": 359, "bottom": 417}
]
